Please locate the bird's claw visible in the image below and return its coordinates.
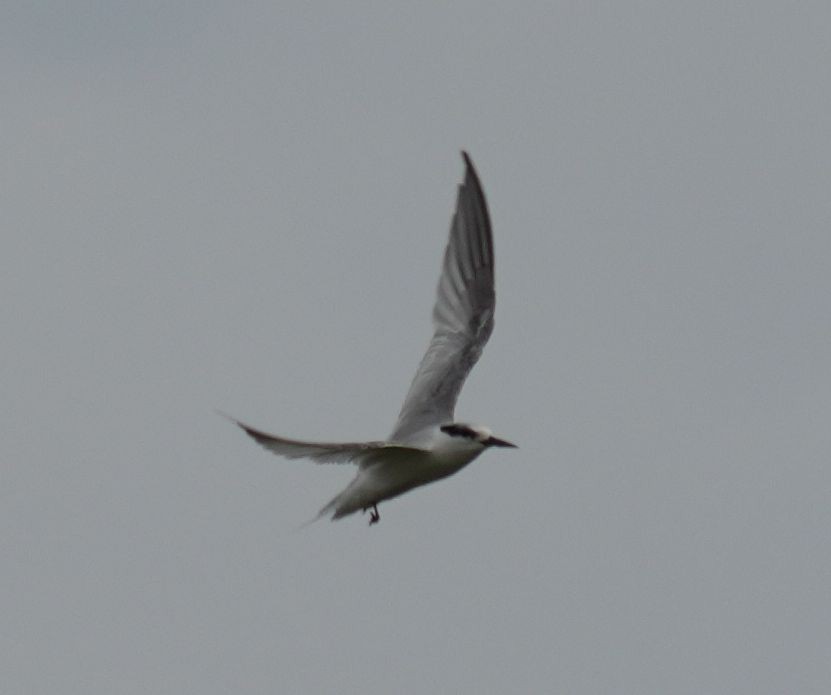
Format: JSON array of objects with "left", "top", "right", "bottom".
[{"left": 368, "top": 504, "right": 380, "bottom": 525}]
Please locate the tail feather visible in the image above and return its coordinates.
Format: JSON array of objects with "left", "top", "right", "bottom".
[
  {"left": 295, "top": 489, "right": 352, "bottom": 529},
  {"left": 316, "top": 474, "right": 375, "bottom": 521}
]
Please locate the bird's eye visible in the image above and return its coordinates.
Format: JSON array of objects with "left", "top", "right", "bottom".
[{"left": 441, "top": 424, "right": 476, "bottom": 439}]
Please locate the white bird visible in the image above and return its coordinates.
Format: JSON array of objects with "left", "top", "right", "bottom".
[{"left": 229, "top": 152, "right": 516, "bottom": 525}]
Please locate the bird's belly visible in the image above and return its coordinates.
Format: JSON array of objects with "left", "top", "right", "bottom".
[{"left": 368, "top": 451, "right": 477, "bottom": 504}]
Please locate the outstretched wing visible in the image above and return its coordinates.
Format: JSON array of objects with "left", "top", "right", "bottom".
[
  {"left": 228, "top": 416, "right": 426, "bottom": 466},
  {"left": 390, "top": 152, "right": 496, "bottom": 441}
]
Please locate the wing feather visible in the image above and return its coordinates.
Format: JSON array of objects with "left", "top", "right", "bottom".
[
  {"left": 227, "top": 416, "right": 425, "bottom": 466},
  {"left": 390, "top": 152, "right": 496, "bottom": 440}
]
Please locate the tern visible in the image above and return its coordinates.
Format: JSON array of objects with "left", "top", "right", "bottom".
[{"left": 228, "top": 152, "right": 516, "bottom": 525}]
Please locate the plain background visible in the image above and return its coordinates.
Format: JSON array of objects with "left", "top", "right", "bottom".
[{"left": 3, "top": 2, "right": 830, "bottom": 693}]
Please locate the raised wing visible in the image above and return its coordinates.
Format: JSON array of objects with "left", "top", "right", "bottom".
[
  {"left": 390, "top": 152, "right": 496, "bottom": 441},
  {"left": 229, "top": 416, "right": 426, "bottom": 466}
]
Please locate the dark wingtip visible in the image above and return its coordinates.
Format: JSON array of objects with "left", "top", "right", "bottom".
[
  {"left": 216, "top": 409, "right": 263, "bottom": 441},
  {"left": 215, "top": 409, "right": 241, "bottom": 427},
  {"left": 459, "top": 150, "right": 485, "bottom": 194}
]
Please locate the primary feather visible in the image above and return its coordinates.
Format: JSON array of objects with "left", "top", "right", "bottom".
[
  {"left": 232, "top": 418, "right": 426, "bottom": 466},
  {"left": 390, "top": 152, "right": 496, "bottom": 440}
]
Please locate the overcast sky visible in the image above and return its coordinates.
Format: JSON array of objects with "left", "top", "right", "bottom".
[{"left": 3, "top": 2, "right": 830, "bottom": 693}]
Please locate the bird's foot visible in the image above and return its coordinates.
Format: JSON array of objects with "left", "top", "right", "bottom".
[{"left": 368, "top": 504, "right": 380, "bottom": 526}]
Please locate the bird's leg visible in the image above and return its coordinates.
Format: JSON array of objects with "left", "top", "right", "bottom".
[{"left": 368, "top": 504, "right": 380, "bottom": 525}]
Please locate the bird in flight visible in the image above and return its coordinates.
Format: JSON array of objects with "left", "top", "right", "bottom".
[{"left": 228, "top": 152, "right": 516, "bottom": 525}]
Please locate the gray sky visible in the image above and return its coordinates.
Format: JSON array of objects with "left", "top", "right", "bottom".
[{"left": 3, "top": 2, "right": 830, "bottom": 693}]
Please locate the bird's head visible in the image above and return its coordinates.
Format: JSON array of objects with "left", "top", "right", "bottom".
[{"left": 440, "top": 423, "right": 517, "bottom": 449}]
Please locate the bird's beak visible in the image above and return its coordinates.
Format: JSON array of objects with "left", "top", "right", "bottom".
[{"left": 486, "top": 436, "right": 518, "bottom": 448}]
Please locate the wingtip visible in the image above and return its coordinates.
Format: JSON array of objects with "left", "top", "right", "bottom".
[
  {"left": 216, "top": 410, "right": 262, "bottom": 441},
  {"left": 215, "top": 409, "right": 244, "bottom": 429},
  {"left": 215, "top": 408, "right": 236, "bottom": 423},
  {"left": 460, "top": 151, "right": 484, "bottom": 189}
]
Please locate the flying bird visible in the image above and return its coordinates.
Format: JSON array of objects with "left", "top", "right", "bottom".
[{"left": 228, "top": 152, "right": 516, "bottom": 524}]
